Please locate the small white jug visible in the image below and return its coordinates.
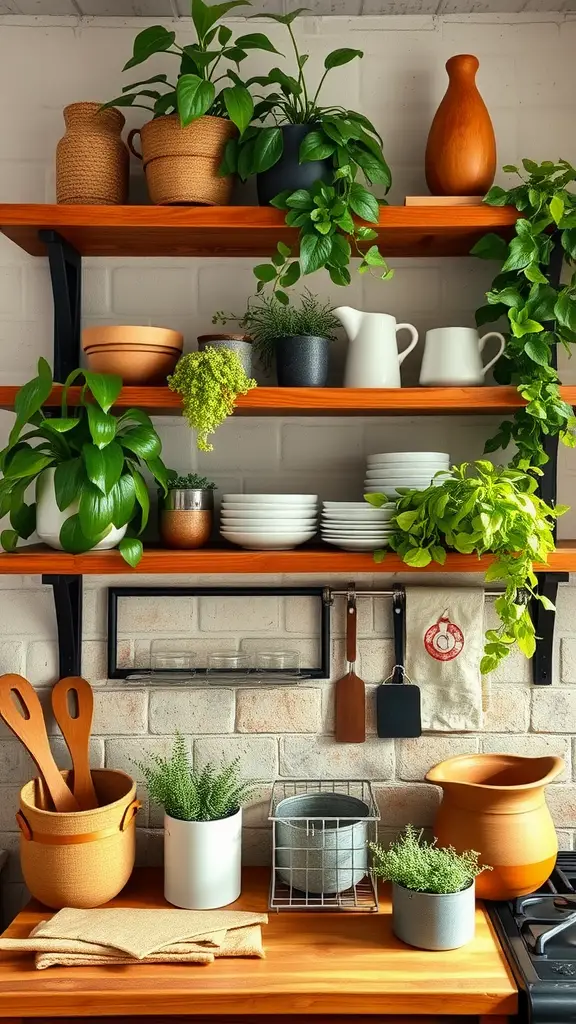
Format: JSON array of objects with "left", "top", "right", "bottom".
[
  {"left": 334, "top": 307, "right": 419, "bottom": 389},
  {"left": 419, "top": 327, "right": 506, "bottom": 387}
]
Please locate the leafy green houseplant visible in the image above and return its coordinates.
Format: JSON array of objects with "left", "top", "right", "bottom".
[
  {"left": 137, "top": 734, "right": 255, "bottom": 910},
  {"left": 0, "top": 359, "right": 169, "bottom": 567},
  {"left": 220, "top": 8, "right": 392, "bottom": 293},
  {"left": 370, "top": 825, "right": 489, "bottom": 951},
  {"left": 167, "top": 348, "right": 256, "bottom": 451},
  {"left": 214, "top": 289, "right": 339, "bottom": 385},
  {"left": 366, "top": 461, "right": 566, "bottom": 673}
]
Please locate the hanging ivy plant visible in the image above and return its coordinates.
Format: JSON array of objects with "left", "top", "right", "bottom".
[{"left": 471, "top": 158, "right": 576, "bottom": 469}]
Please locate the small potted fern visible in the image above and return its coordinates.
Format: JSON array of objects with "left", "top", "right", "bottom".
[
  {"left": 137, "top": 734, "right": 254, "bottom": 910},
  {"left": 370, "top": 825, "right": 490, "bottom": 951}
]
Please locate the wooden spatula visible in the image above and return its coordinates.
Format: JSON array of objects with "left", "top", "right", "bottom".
[
  {"left": 51, "top": 676, "right": 98, "bottom": 810},
  {"left": 335, "top": 585, "right": 365, "bottom": 743},
  {"left": 0, "top": 674, "right": 80, "bottom": 812}
]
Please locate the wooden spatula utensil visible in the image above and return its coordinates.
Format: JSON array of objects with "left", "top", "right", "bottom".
[
  {"left": 335, "top": 584, "right": 365, "bottom": 743},
  {"left": 0, "top": 674, "right": 80, "bottom": 812},
  {"left": 51, "top": 676, "right": 98, "bottom": 810}
]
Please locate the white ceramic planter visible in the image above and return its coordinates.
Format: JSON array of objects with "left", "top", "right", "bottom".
[
  {"left": 36, "top": 467, "right": 127, "bottom": 551},
  {"left": 164, "top": 808, "right": 242, "bottom": 910}
]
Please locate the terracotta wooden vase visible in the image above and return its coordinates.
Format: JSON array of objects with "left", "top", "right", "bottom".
[
  {"left": 426, "top": 753, "right": 564, "bottom": 900},
  {"left": 425, "top": 55, "right": 496, "bottom": 197}
]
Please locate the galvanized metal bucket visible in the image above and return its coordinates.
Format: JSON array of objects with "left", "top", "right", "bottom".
[
  {"left": 392, "top": 880, "right": 476, "bottom": 950},
  {"left": 275, "top": 792, "right": 370, "bottom": 895}
]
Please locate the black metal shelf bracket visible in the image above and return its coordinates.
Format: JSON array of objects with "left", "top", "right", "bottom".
[
  {"left": 42, "top": 575, "right": 82, "bottom": 678},
  {"left": 39, "top": 229, "right": 81, "bottom": 382}
]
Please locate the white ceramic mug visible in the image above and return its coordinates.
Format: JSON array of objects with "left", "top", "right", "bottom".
[{"left": 419, "top": 327, "right": 506, "bottom": 387}]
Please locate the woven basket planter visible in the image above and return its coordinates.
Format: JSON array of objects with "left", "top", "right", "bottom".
[
  {"left": 56, "top": 102, "right": 129, "bottom": 205},
  {"left": 17, "top": 768, "right": 139, "bottom": 909},
  {"left": 128, "top": 114, "right": 236, "bottom": 206}
]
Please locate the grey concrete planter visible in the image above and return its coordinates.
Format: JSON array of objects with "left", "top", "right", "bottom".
[{"left": 392, "top": 880, "right": 475, "bottom": 950}]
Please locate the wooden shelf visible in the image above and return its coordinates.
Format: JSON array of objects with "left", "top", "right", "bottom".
[
  {"left": 2, "top": 543, "right": 576, "bottom": 575},
  {"left": 2, "top": 384, "right": 574, "bottom": 416},
  {"left": 0, "top": 203, "right": 519, "bottom": 258}
]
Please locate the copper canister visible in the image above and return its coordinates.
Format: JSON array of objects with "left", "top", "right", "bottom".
[{"left": 160, "top": 488, "right": 214, "bottom": 549}]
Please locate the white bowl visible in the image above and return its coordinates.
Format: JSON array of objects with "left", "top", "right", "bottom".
[
  {"left": 222, "top": 530, "right": 316, "bottom": 550},
  {"left": 223, "top": 494, "right": 318, "bottom": 504},
  {"left": 221, "top": 507, "right": 316, "bottom": 520},
  {"left": 221, "top": 520, "right": 317, "bottom": 530},
  {"left": 322, "top": 525, "right": 394, "bottom": 534},
  {"left": 366, "top": 452, "right": 450, "bottom": 463},
  {"left": 321, "top": 529, "right": 393, "bottom": 538},
  {"left": 365, "top": 469, "right": 442, "bottom": 479},
  {"left": 322, "top": 501, "right": 396, "bottom": 509},
  {"left": 323, "top": 537, "right": 390, "bottom": 551},
  {"left": 322, "top": 511, "right": 394, "bottom": 522}
]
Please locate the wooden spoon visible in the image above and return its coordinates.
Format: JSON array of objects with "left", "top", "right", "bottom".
[
  {"left": 0, "top": 674, "right": 80, "bottom": 812},
  {"left": 51, "top": 676, "right": 98, "bottom": 811},
  {"left": 335, "top": 586, "right": 366, "bottom": 743}
]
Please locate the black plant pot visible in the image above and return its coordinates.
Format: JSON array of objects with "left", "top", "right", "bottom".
[
  {"left": 275, "top": 335, "right": 330, "bottom": 388},
  {"left": 257, "top": 125, "right": 332, "bottom": 206}
]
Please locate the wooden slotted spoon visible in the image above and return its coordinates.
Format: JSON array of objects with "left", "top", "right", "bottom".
[
  {"left": 335, "top": 585, "right": 366, "bottom": 743},
  {"left": 51, "top": 676, "right": 98, "bottom": 811}
]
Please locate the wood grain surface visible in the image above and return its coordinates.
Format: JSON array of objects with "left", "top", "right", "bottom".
[
  {"left": 0, "top": 204, "right": 518, "bottom": 259},
  {"left": 0, "top": 868, "right": 517, "bottom": 1018}
]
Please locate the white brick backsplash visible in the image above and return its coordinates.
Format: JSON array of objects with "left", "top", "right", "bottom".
[
  {"left": 279, "top": 736, "right": 394, "bottom": 780},
  {"left": 0, "top": 267, "right": 21, "bottom": 318},
  {"left": 282, "top": 422, "right": 365, "bottom": 470},
  {"left": 51, "top": 737, "right": 105, "bottom": 772},
  {"left": 195, "top": 737, "right": 278, "bottom": 779},
  {"left": 482, "top": 734, "right": 571, "bottom": 781},
  {"left": 0, "top": 786, "right": 21, "bottom": 831},
  {"left": 396, "top": 736, "right": 479, "bottom": 782},
  {"left": 149, "top": 689, "right": 235, "bottom": 735},
  {"left": 331, "top": 596, "right": 374, "bottom": 637},
  {"left": 83, "top": 589, "right": 106, "bottom": 639},
  {"left": 561, "top": 639, "right": 576, "bottom": 683},
  {"left": 546, "top": 786, "right": 576, "bottom": 829},
  {"left": 25, "top": 640, "right": 58, "bottom": 686},
  {"left": 0, "top": 590, "right": 55, "bottom": 635},
  {"left": 236, "top": 688, "right": 322, "bottom": 733},
  {"left": 242, "top": 785, "right": 272, "bottom": 829},
  {"left": 199, "top": 596, "right": 280, "bottom": 633},
  {"left": 105, "top": 736, "right": 184, "bottom": 782},
  {"left": 197, "top": 420, "right": 280, "bottom": 473},
  {"left": 556, "top": 830, "right": 574, "bottom": 852},
  {"left": 119, "top": 596, "right": 194, "bottom": 635},
  {"left": 242, "top": 827, "right": 272, "bottom": 867},
  {"left": 331, "top": 638, "right": 395, "bottom": 684},
  {"left": 111, "top": 267, "right": 194, "bottom": 316},
  {"left": 532, "top": 689, "right": 576, "bottom": 733},
  {"left": 374, "top": 783, "right": 441, "bottom": 827},
  {"left": 82, "top": 639, "right": 131, "bottom": 685},
  {"left": 483, "top": 686, "right": 530, "bottom": 732},
  {"left": 285, "top": 595, "right": 322, "bottom": 636},
  {"left": 0, "top": 641, "right": 24, "bottom": 678},
  {"left": 92, "top": 691, "right": 148, "bottom": 735},
  {"left": 0, "top": 741, "right": 32, "bottom": 784}
]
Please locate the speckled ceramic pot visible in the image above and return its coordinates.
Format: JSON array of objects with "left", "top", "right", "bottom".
[
  {"left": 160, "top": 488, "right": 214, "bottom": 549},
  {"left": 275, "top": 335, "right": 330, "bottom": 387},
  {"left": 392, "top": 881, "right": 475, "bottom": 951}
]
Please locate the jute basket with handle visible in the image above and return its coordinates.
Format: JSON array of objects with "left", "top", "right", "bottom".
[
  {"left": 128, "top": 114, "right": 236, "bottom": 206},
  {"left": 17, "top": 768, "right": 139, "bottom": 909}
]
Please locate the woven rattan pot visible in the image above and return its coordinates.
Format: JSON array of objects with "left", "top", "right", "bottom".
[
  {"left": 128, "top": 114, "right": 236, "bottom": 206},
  {"left": 57, "top": 103, "right": 129, "bottom": 205},
  {"left": 17, "top": 769, "right": 139, "bottom": 909}
]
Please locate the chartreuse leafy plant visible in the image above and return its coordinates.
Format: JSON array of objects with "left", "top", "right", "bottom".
[
  {"left": 167, "top": 348, "right": 256, "bottom": 451},
  {"left": 102, "top": 0, "right": 281, "bottom": 134},
  {"left": 370, "top": 825, "right": 489, "bottom": 895},
  {"left": 472, "top": 158, "right": 576, "bottom": 469},
  {"left": 366, "top": 461, "right": 566, "bottom": 673},
  {"left": 219, "top": 8, "right": 391, "bottom": 295},
  {"left": 0, "top": 359, "right": 170, "bottom": 567}
]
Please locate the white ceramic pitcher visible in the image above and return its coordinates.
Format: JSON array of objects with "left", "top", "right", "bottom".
[
  {"left": 419, "top": 327, "right": 506, "bottom": 387},
  {"left": 334, "top": 307, "right": 419, "bottom": 389}
]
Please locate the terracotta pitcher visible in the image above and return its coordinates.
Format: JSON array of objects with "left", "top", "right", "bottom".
[
  {"left": 426, "top": 754, "right": 563, "bottom": 900},
  {"left": 425, "top": 55, "right": 496, "bottom": 196}
]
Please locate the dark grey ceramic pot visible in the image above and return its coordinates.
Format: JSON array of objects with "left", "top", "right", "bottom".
[
  {"left": 275, "top": 334, "right": 330, "bottom": 387},
  {"left": 256, "top": 125, "right": 332, "bottom": 206}
]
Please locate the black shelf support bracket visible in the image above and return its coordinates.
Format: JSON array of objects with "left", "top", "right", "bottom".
[
  {"left": 39, "top": 229, "right": 81, "bottom": 381},
  {"left": 42, "top": 575, "right": 83, "bottom": 678}
]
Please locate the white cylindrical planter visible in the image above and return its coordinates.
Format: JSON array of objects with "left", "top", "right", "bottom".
[
  {"left": 36, "top": 467, "right": 127, "bottom": 551},
  {"left": 392, "top": 881, "right": 475, "bottom": 950},
  {"left": 164, "top": 808, "right": 242, "bottom": 910}
]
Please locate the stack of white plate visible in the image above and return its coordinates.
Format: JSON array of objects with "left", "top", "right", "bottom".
[
  {"left": 321, "top": 501, "right": 397, "bottom": 551},
  {"left": 364, "top": 451, "right": 451, "bottom": 498},
  {"left": 221, "top": 495, "right": 318, "bottom": 550}
]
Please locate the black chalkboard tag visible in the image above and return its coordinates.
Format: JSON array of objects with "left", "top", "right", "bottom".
[{"left": 376, "top": 585, "right": 422, "bottom": 738}]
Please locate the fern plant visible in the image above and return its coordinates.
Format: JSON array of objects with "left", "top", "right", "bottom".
[
  {"left": 135, "top": 734, "right": 254, "bottom": 821},
  {"left": 370, "top": 825, "right": 490, "bottom": 895}
]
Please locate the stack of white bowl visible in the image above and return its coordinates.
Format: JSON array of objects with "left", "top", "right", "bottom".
[
  {"left": 364, "top": 451, "right": 451, "bottom": 498},
  {"left": 321, "top": 501, "right": 397, "bottom": 551},
  {"left": 220, "top": 495, "right": 318, "bottom": 550}
]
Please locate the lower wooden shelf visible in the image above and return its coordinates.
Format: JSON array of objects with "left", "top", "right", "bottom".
[{"left": 2, "top": 543, "right": 576, "bottom": 575}]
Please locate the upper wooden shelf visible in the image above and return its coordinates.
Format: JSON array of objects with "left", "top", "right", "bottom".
[
  {"left": 2, "top": 384, "right": 574, "bottom": 417},
  {"left": 2, "top": 543, "right": 576, "bottom": 575},
  {"left": 0, "top": 204, "right": 519, "bottom": 259}
]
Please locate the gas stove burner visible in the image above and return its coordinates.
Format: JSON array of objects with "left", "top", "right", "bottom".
[{"left": 551, "top": 962, "right": 576, "bottom": 976}]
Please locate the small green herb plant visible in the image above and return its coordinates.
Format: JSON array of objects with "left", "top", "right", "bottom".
[
  {"left": 213, "top": 289, "right": 340, "bottom": 371},
  {"left": 136, "top": 733, "right": 254, "bottom": 822},
  {"left": 370, "top": 825, "right": 489, "bottom": 895},
  {"left": 102, "top": 0, "right": 281, "bottom": 135},
  {"left": 167, "top": 348, "right": 256, "bottom": 451},
  {"left": 473, "top": 158, "right": 576, "bottom": 469},
  {"left": 0, "top": 359, "right": 169, "bottom": 566},
  {"left": 220, "top": 8, "right": 392, "bottom": 295},
  {"left": 167, "top": 472, "right": 216, "bottom": 490},
  {"left": 366, "top": 460, "right": 566, "bottom": 673}
]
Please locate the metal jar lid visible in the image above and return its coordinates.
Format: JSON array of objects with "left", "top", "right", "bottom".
[{"left": 162, "top": 489, "right": 214, "bottom": 511}]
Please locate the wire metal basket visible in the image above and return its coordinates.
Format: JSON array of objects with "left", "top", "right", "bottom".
[{"left": 269, "top": 780, "right": 380, "bottom": 912}]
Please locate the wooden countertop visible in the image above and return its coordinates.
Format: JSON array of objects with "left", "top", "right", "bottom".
[{"left": 0, "top": 867, "right": 518, "bottom": 1018}]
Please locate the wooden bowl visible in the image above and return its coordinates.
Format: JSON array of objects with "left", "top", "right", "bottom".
[
  {"left": 84, "top": 345, "right": 180, "bottom": 383},
  {"left": 82, "top": 325, "right": 183, "bottom": 352}
]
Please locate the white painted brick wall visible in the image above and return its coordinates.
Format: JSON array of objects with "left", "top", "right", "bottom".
[{"left": 2, "top": 13, "right": 576, "bottom": 912}]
